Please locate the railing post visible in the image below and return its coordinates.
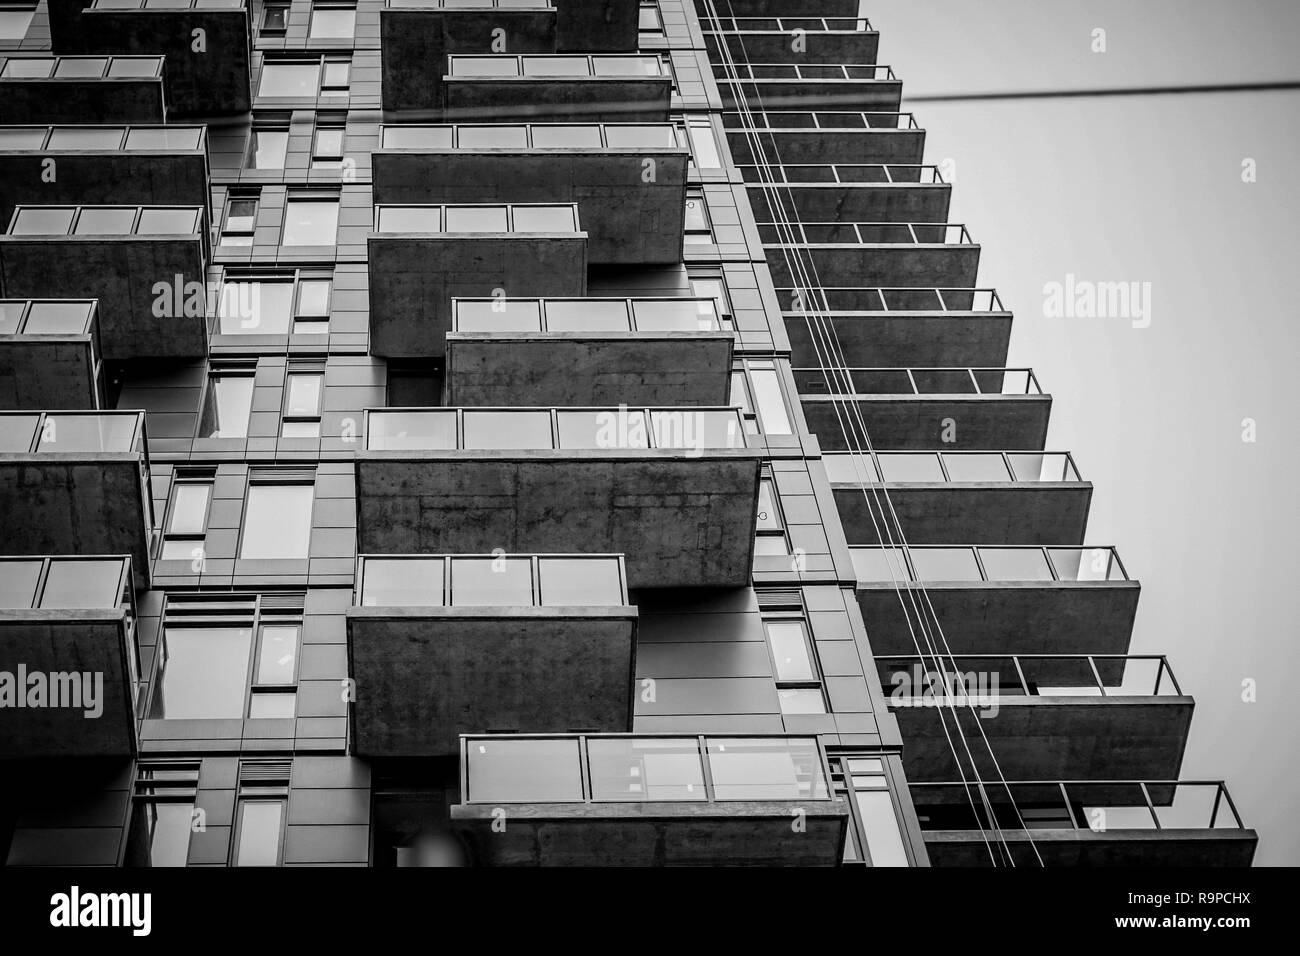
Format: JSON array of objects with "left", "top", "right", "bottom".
[{"left": 1087, "top": 656, "right": 1107, "bottom": 696}]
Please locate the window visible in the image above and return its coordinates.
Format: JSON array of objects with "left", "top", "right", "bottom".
[
  {"left": 233, "top": 763, "right": 290, "bottom": 867},
  {"left": 250, "top": 618, "right": 299, "bottom": 718},
  {"left": 282, "top": 195, "right": 339, "bottom": 246},
  {"left": 240, "top": 478, "right": 314, "bottom": 559},
  {"left": 309, "top": 3, "right": 356, "bottom": 40},
  {"left": 688, "top": 270, "right": 734, "bottom": 331},
  {"left": 684, "top": 188, "right": 712, "bottom": 243},
  {"left": 260, "top": 3, "right": 289, "bottom": 36},
  {"left": 129, "top": 763, "right": 200, "bottom": 868},
  {"left": 148, "top": 626, "right": 254, "bottom": 719},
  {"left": 829, "top": 755, "right": 912, "bottom": 866},
  {"left": 763, "top": 614, "right": 826, "bottom": 715},
  {"left": 219, "top": 193, "right": 258, "bottom": 246},
  {"left": 198, "top": 368, "right": 254, "bottom": 438},
  {"left": 0, "top": 5, "right": 36, "bottom": 40},
  {"left": 281, "top": 365, "right": 324, "bottom": 438},
  {"left": 753, "top": 475, "right": 789, "bottom": 556},
  {"left": 734, "top": 359, "right": 792, "bottom": 435},
  {"left": 311, "top": 121, "right": 345, "bottom": 171},
  {"left": 293, "top": 277, "right": 332, "bottom": 334},
  {"left": 321, "top": 57, "right": 350, "bottom": 94},
  {"left": 218, "top": 277, "right": 293, "bottom": 335},
  {"left": 683, "top": 116, "right": 723, "bottom": 168},
  {"left": 247, "top": 124, "right": 289, "bottom": 170},
  {"left": 637, "top": 1, "right": 663, "bottom": 39},
  {"left": 258, "top": 56, "right": 349, "bottom": 98},
  {"left": 159, "top": 474, "right": 213, "bottom": 561}
]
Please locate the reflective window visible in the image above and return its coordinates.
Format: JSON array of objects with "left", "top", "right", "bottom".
[
  {"left": 282, "top": 198, "right": 338, "bottom": 245},
  {"left": 199, "top": 373, "right": 254, "bottom": 438},
  {"left": 167, "top": 482, "right": 210, "bottom": 535},
  {"left": 450, "top": 557, "right": 533, "bottom": 606},
  {"left": 456, "top": 125, "right": 528, "bottom": 148},
  {"left": 456, "top": 298, "right": 540, "bottom": 332},
  {"left": 377, "top": 205, "right": 440, "bottom": 232},
  {"left": 706, "top": 737, "right": 828, "bottom": 800},
  {"left": 73, "top": 206, "right": 135, "bottom": 235},
  {"left": 239, "top": 484, "right": 314, "bottom": 559},
  {"left": 538, "top": 558, "right": 624, "bottom": 606},
  {"left": 148, "top": 627, "right": 253, "bottom": 719},
  {"left": 909, "top": 547, "right": 982, "bottom": 581},
  {"left": 979, "top": 547, "right": 1054, "bottom": 581},
  {"left": 221, "top": 196, "right": 257, "bottom": 244},
  {"left": 137, "top": 207, "right": 199, "bottom": 234},
  {"left": 142, "top": 803, "right": 193, "bottom": 867},
  {"left": 309, "top": 4, "right": 355, "bottom": 39},
  {"left": 463, "top": 410, "right": 551, "bottom": 449},
  {"left": 260, "top": 3, "right": 288, "bottom": 35},
  {"left": 765, "top": 621, "right": 815, "bottom": 681},
  {"left": 285, "top": 373, "right": 322, "bottom": 416},
  {"left": 218, "top": 280, "right": 293, "bottom": 335},
  {"left": 367, "top": 411, "right": 456, "bottom": 450},
  {"left": 511, "top": 205, "right": 576, "bottom": 232},
  {"left": 587, "top": 738, "right": 706, "bottom": 801},
  {"left": 40, "top": 559, "right": 123, "bottom": 608},
  {"left": 22, "top": 301, "right": 92, "bottom": 334},
  {"left": 557, "top": 409, "right": 648, "bottom": 449},
  {"left": 259, "top": 61, "right": 320, "bottom": 98},
  {"left": 46, "top": 127, "right": 125, "bottom": 149},
  {"left": 10, "top": 207, "right": 76, "bottom": 235},
  {"left": 0, "top": 560, "right": 42, "bottom": 608},
  {"left": 247, "top": 128, "right": 289, "bottom": 169},
  {"left": 942, "top": 453, "right": 1011, "bottom": 482},
  {"left": 362, "top": 558, "right": 444, "bottom": 607},
  {"left": 748, "top": 361, "right": 791, "bottom": 434},
  {"left": 778, "top": 687, "right": 826, "bottom": 714},
  {"left": 234, "top": 801, "right": 283, "bottom": 866},
  {"left": 756, "top": 478, "right": 782, "bottom": 532},
  {"left": 543, "top": 299, "right": 628, "bottom": 332},
  {"left": 249, "top": 694, "right": 295, "bottom": 719},
  {"left": 685, "top": 117, "right": 722, "bottom": 168},
  {"left": 254, "top": 625, "right": 299, "bottom": 687},
  {"left": 445, "top": 205, "right": 508, "bottom": 232},
  {"left": 320, "top": 59, "right": 349, "bottom": 92},
  {"left": 529, "top": 125, "right": 602, "bottom": 149},
  {"left": 465, "top": 737, "right": 583, "bottom": 803}
]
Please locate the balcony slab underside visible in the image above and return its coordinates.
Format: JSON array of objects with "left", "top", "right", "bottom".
[
  {"left": 705, "top": 31, "right": 880, "bottom": 66},
  {"left": 355, "top": 451, "right": 762, "bottom": 588},
  {"left": 0, "top": 78, "right": 165, "bottom": 125},
  {"left": 445, "top": 332, "right": 734, "bottom": 406},
  {"left": 856, "top": 582, "right": 1141, "bottom": 656},
  {"left": 833, "top": 483, "right": 1092, "bottom": 546},
  {"left": 0, "top": 337, "right": 101, "bottom": 410},
  {"left": 444, "top": 77, "right": 673, "bottom": 124},
  {"left": 0, "top": 236, "right": 207, "bottom": 360},
  {"left": 801, "top": 395, "right": 1052, "bottom": 450},
  {"left": 747, "top": 182, "right": 951, "bottom": 224},
  {"left": 450, "top": 800, "right": 848, "bottom": 866},
  {"left": 727, "top": 127, "right": 926, "bottom": 166},
  {"left": 346, "top": 607, "right": 637, "bottom": 757},
  {"left": 924, "top": 828, "right": 1258, "bottom": 867},
  {"left": 0, "top": 610, "right": 136, "bottom": 758},
  {"left": 379, "top": 10, "right": 556, "bottom": 113},
  {"left": 372, "top": 150, "right": 688, "bottom": 265},
  {"left": 892, "top": 697, "right": 1193, "bottom": 782},
  {"left": 367, "top": 234, "right": 587, "bottom": 358},
  {"left": 784, "top": 312, "right": 1013, "bottom": 368},
  {"left": 76, "top": 10, "right": 251, "bottom": 115},
  {"left": 716, "top": 78, "right": 902, "bottom": 114},
  {"left": 765, "top": 243, "right": 980, "bottom": 289},
  {"left": 0, "top": 457, "right": 151, "bottom": 584},
  {"left": 0, "top": 151, "right": 210, "bottom": 228}
]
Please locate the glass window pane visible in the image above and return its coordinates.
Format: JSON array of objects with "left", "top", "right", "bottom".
[
  {"left": 462, "top": 410, "right": 551, "bottom": 450},
  {"left": 0, "top": 414, "right": 39, "bottom": 451},
  {"left": 239, "top": 485, "right": 314, "bottom": 559},
  {"left": 452, "top": 56, "right": 519, "bottom": 77},
  {"left": 766, "top": 621, "right": 814, "bottom": 681},
  {"left": 313, "top": 127, "right": 344, "bottom": 157},
  {"left": 684, "top": 195, "right": 708, "bottom": 232},
  {"left": 822, "top": 453, "right": 879, "bottom": 483},
  {"left": 249, "top": 693, "right": 296, "bottom": 718},
  {"left": 148, "top": 627, "right": 253, "bottom": 719},
  {"left": 367, "top": 411, "right": 457, "bottom": 450},
  {"left": 168, "top": 482, "right": 210, "bottom": 534},
  {"left": 632, "top": 299, "right": 717, "bottom": 332},
  {"left": 778, "top": 687, "right": 826, "bottom": 714},
  {"left": 942, "top": 453, "right": 1011, "bottom": 482},
  {"left": 587, "top": 738, "right": 707, "bottom": 801},
  {"left": 686, "top": 119, "right": 722, "bottom": 167},
  {"left": 201, "top": 375, "right": 253, "bottom": 437},
  {"left": 2, "top": 58, "right": 55, "bottom": 78},
  {"left": 377, "top": 205, "right": 440, "bottom": 232},
  {"left": 285, "top": 374, "right": 323, "bottom": 417},
  {"left": 750, "top": 366, "right": 791, "bottom": 434},
  {"left": 0, "top": 560, "right": 43, "bottom": 608},
  {"left": 456, "top": 125, "right": 528, "bottom": 148},
  {"left": 126, "top": 127, "right": 202, "bottom": 150},
  {"left": 909, "top": 547, "right": 982, "bottom": 581},
  {"left": 651, "top": 409, "right": 743, "bottom": 449},
  {"left": 755, "top": 480, "right": 781, "bottom": 532},
  {"left": 979, "top": 547, "right": 1054, "bottom": 581},
  {"left": 510, "top": 205, "right": 575, "bottom": 232},
  {"left": 543, "top": 299, "right": 629, "bottom": 332},
  {"left": 73, "top": 207, "right": 136, "bottom": 235},
  {"left": 107, "top": 57, "right": 159, "bottom": 78},
  {"left": 850, "top": 547, "right": 909, "bottom": 583},
  {"left": 0, "top": 301, "right": 23, "bottom": 334},
  {"left": 0, "top": 128, "right": 47, "bottom": 149},
  {"left": 538, "top": 558, "right": 624, "bottom": 606},
  {"left": 529, "top": 124, "right": 602, "bottom": 148},
  {"left": 46, "top": 127, "right": 125, "bottom": 149},
  {"left": 137, "top": 207, "right": 198, "bottom": 234},
  {"left": 592, "top": 55, "right": 662, "bottom": 76},
  {"left": 22, "top": 301, "right": 92, "bottom": 334},
  {"left": 282, "top": 199, "right": 338, "bottom": 245},
  {"left": 604, "top": 124, "right": 678, "bottom": 148},
  {"left": 248, "top": 129, "right": 288, "bottom": 169},
  {"left": 320, "top": 60, "right": 349, "bottom": 89},
  {"left": 219, "top": 280, "right": 293, "bottom": 335},
  {"left": 309, "top": 7, "right": 355, "bottom": 39},
  {"left": 54, "top": 57, "right": 107, "bottom": 78},
  {"left": 259, "top": 62, "right": 320, "bottom": 97},
  {"left": 522, "top": 55, "right": 588, "bottom": 76},
  {"left": 445, "top": 205, "right": 508, "bottom": 232},
  {"left": 381, "top": 126, "right": 453, "bottom": 149},
  {"left": 556, "top": 409, "right": 648, "bottom": 449},
  {"left": 146, "top": 803, "right": 194, "bottom": 867},
  {"left": 706, "top": 737, "right": 828, "bottom": 800},
  {"left": 455, "top": 299, "right": 540, "bottom": 332},
  {"left": 465, "top": 737, "right": 582, "bottom": 803},
  {"left": 234, "top": 801, "right": 282, "bottom": 866},
  {"left": 10, "top": 207, "right": 75, "bottom": 235},
  {"left": 0, "top": 8, "right": 36, "bottom": 39},
  {"left": 855, "top": 789, "right": 910, "bottom": 866},
  {"left": 875, "top": 453, "right": 943, "bottom": 482},
  {"left": 450, "top": 557, "right": 533, "bottom": 607},
  {"left": 296, "top": 279, "right": 331, "bottom": 317},
  {"left": 361, "top": 558, "right": 444, "bottom": 606},
  {"left": 38, "top": 414, "right": 136, "bottom": 451}
]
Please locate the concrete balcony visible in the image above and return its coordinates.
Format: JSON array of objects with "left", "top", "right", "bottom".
[
  {"left": 798, "top": 368, "right": 1051, "bottom": 451},
  {"left": 0, "top": 204, "right": 208, "bottom": 360},
  {"left": 743, "top": 165, "right": 951, "bottom": 224},
  {"left": 367, "top": 202, "right": 587, "bottom": 358},
  {"left": 851, "top": 545, "right": 1140, "bottom": 657},
  {"left": 74, "top": 0, "right": 251, "bottom": 116},
  {"left": 694, "top": 0, "right": 862, "bottom": 16},
  {"left": 0, "top": 56, "right": 167, "bottom": 125},
  {"left": 0, "top": 556, "right": 140, "bottom": 759},
  {"left": 373, "top": 123, "right": 687, "bottom": 265},
  {"left": 914, "top": 780, "right": 1257, "bottom": 867},
  {"left": 0, "top": 300, "right": 105, "bottom": 410},
  {"left": 761, "top": 222, "right": 980, "bottom": 289},
  {"left": 878, "top": 654, "right": 1192, "bottom": 782},
  {"left": 824, "top": 451, "right": 1091, "bottom": 546},
  {"left": 450, "top": 734, "right": 848, "bottom": 866},
  {"left": 356, "top": 407, "right": 761, "bottom": 588},
  {"left": 347, "top": 554, "right": 637, "bottom": 757},
  {"left": 379, "top": 0, "right": 557, "bottom": 113},
  {"left": 444, "top": 54, "right": 673, "bottom": 123},
  {"left": 715, "top": 64, "right": 901, "bottom": 114},
  {"left": 0, "top": 412, "right": 154, "bottom": 587},
  {"left": 0, "top": 125, "right": 210, "bottom": 228},
  {"left": 552, "top": 0, "right": 639, "bottom": 51},
  {"left": 781, "top": 288, "right": 1013, "bottom": 368},
  {"left": 445, "top": 296, "right": 733, "bottom": 406},
  {"left": 725, "top": 111, "right": 925, "bottom": 166},
  {"left": 703, "top": 16, "right": 879, "bottom": 65}
]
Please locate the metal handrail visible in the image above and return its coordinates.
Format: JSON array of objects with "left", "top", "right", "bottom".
[
  {"left": 0, "top": 409, "right": 145, "bottom": 454},
  {"left": 724, "top": 110, "right": 920, "bottom": 130},
  {"left": 778, "top": 286, "right": 1005, "bottom": 312},
  {"left": 704, "top": 16, "right": 874, "bottom": 33},
  {"left": 0, "top": 299, "right": 96, "bottom": 337},
  {"left": 760, "top": 221, "right": 973, "bottom": 244},
  {"left": 851, "top": 544, "right": 1131, "bottom": 583},
  {"left": 728, "top": 63, "right": 896, "bottom": 81},
  {"left": 793, "top": 366, "right": 1041, "bottom": 395},
  {"left": 738, "top": 162, "right": 946, "bottom": 184},
  {"left": 355, "top": 553, "right": 629, "bottom": 608},
  {"left": 877, "top": 653, "right": 1182, "bottom": 698},
  {"left": 822, "top": 450, "right": 1083, "bottom": 484},
  {"left": 0, "top": 55, "right": 164, "bottom": 79}
]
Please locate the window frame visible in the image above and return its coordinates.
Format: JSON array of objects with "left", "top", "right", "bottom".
[
  {"left": 159, "top": 472, "right": 215, "bottom": 562},
  {"left": 259, "top": 2, "right": 289, "bottom": 37},
  {"left": 238, "top": 473, "right": 317, "bottom": 560},
  {"left": 246, "top": 120, "right": 290, "bottom": 170},
  {"left": 762, "top": 610, "right": 827, "bottom": 716},
  {"left": 828, "top": 752, "right": 916, "bottom": 867},
  {"left": 280, "top": 362, "right": 325, "bottom": 438},
  {"left": 198, "top": 364, "right": 256, "bottom": 439},
  {"left": 219, "top": 191, "right": 259, "bottom": 246},
  {"left": 683, "top": 186, "right": 712, "bottom": 243},
  {"left": 280, "top": 192, "right": 341, "bottom": 247}
]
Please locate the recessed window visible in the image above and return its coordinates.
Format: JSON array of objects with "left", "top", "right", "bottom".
[
  {"left": 247, "top": 126, "right": 289, "bottom": 170},
  {"left": 282, "top": 196, "right": 339, "bottom": 246},
  {"left": 311, "top": 123, "right": 345, "bottom": 170},
  {"left": 260, "top": 3, "right": 289, "bottom": 37},
  {"left": 321, "top": 58, "right": 349, "bottom": 94},
  {"left": 128, "top": 763, "right": 200, "bottom": 868},
  {"left": 637, "top": 1, "right": 663, "bottom": 39},
  {"left": 0, "top": 4, "right": 36, "bottom": 40},
  {"left": 160, "top": 476, "right": 213, "bottom": 561},
  {"left": 830, "top": 756, "right": 911, "bottom": 866},
  {"left": 309, "top": 3, "right": 356, "bottom": 40},
  {"left": 233, "top": 765, "right": 289, "bottom": 866},
  {"left": 218, "top": 278, "right": 294, "bottom": 335},
  {"left": 240, "top": 481, "right": 314, "bottom": 559},
  {"left": 198, "top": 370, "right": 254, "bottom": 438},
  {"left": 281, "top": 367, "right": 323, "bottom": 438},
  {"left": 683, "top": 116, "right": 723, "bottom": 168},
  {"left": 684, "top": 188, "right": 711, "bottom": 243},
  {"left": 258, "top": 57, "right": 350, "bottom": 98},
  {"left": 250, "top": 622, "right": 299, "bottom": 718},
  {"left": 763, "top": 615, "right": 826, "bottom": 715},
  {"left": 220, "top": 194, "right": 258, "bottom": 246},
  {"left": 148, "top": 626, "right": 254, "bottom": 719},
  {"left": 293, "top": 277, "right": 332, "bottom": 334}
]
